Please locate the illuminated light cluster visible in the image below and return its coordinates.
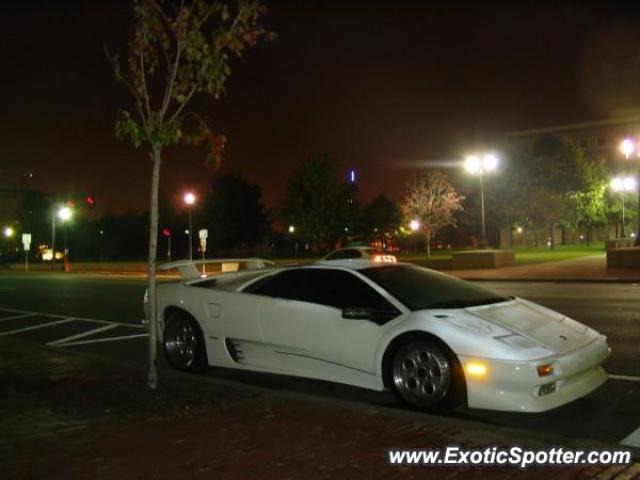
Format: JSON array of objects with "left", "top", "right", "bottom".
[
  {"left": 373, "top": 254, "right": 397, "bottom": 263},
  {"left": 184, "top": 192, "right": 196, "bottom": 205},
  {"left": 619, "top": 138, "right": 635, "bottom": 159},
  {"left": 409, "top": 219, "right": 421, "bottom": 231},
  {"left": 610, "top": 176, "right": 636, "bottom": 192},
  {"left": 465, "top": 362, "right": 487, "bottom": 377},
  {"left": 3, "top": 226, "right": 14, "bottom": 238},
  {"left": 536, "top": 364, "right": 554, "bottom": 377},
  {"left": 464, "top": 153, "right": 499, "bottom": 175},
  {"left": 58, "top": 206, "right": 72, "bottom": 221}
]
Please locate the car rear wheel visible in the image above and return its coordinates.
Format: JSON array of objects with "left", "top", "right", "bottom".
[
  {"left": 391, "top": 339, "right": 458, "bottom": 410},
  {"left": 163, "top": 311, "right": 208, "bottom": 372}
]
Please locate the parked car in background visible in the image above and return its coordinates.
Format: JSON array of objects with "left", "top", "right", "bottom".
[{"left": 323, "top": 246, "right": 397, "bottom": 263}]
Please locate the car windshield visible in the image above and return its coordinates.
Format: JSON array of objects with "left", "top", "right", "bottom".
[{"left": 360, "top": 264, "right": 510, "bottom": 310}]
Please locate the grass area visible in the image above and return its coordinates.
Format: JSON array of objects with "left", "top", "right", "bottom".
[
  {"left": 397, "top": 243, "right": 605, "bottom": 267},
  {"left": 510, "top": 242, "right": 605, "bottom": 265}
]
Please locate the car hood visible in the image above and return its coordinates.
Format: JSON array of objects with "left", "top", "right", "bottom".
[{"left": 466, "top": 298, "right": 598, "bottom": 355}]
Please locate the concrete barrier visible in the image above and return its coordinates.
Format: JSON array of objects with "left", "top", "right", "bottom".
[
  {"left": 606, "top": 247, "right": 640, "bottom": 269},
  {"left": 451, "top": 250, "right": 516, "bottom": 269},
  {"left": 605, "top": 239, "right": 635, "bottom": 250}
]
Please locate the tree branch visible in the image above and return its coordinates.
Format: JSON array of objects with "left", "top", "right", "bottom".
[
  {"left": 104, "top": 46, "right": 148, "bottom": 127},
  {"left": 160, "top": 36, "right": 182, "bottom": 120},
  {"left": 140, "top": 51, "right": 152, "bottom": 117},
  {"left": 168, "top": 85, "right": 198, "bottom": 123}
]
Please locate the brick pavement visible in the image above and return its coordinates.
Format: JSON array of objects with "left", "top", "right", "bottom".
[{"left": 1, "top": 338, "right": 638, "bottom": 480}]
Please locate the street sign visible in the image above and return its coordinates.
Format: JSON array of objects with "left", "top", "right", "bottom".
[
  {"left": 22, "top": 233, "right": 31, "bottom": 272},
  {"left": 198, "top": 229, "right": 208, "bottom": 275},
  {"left": 22, "top": 233, "right": 32, "bottom": 251}
]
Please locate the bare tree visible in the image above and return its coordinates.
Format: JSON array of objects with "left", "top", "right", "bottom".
[
  {"left": 107, "top": 0, "right": 273, "bottom": 389},
  {"left": 402, "top": 171, "right": 464, "bottom": 258}
]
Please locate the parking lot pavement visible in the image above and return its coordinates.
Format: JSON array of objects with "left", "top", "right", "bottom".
[
  {"left": 0, "top": 308, "right": 148, "bottom": 363},
  {"left": 2, "top": 304, "right": 640, "bottom": 453}
]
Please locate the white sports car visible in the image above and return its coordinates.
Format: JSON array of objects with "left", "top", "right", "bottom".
[{"left": 146, "top": 258, "right": 609, "bottom": 412}]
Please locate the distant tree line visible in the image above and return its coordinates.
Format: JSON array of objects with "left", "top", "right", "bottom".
[{"left": 2, "top": 135, "right": 635, "bottom": 262}]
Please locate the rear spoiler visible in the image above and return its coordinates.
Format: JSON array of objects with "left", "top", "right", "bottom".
[{"left": 159, "top": 258, "right": 275, "bottom": 282}]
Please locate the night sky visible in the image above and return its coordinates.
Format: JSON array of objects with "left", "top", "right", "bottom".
[{"left": 2, "top": 0, "right": 640, "bottom": 214}]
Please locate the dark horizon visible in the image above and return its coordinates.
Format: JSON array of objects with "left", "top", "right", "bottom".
[{"left": 2, "top": 0, "right": 640, "bottom": 215}]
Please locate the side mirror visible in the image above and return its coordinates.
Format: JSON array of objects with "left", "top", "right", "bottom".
[{"left": 342, "top": 306, "right": 372, "bottom": 320}]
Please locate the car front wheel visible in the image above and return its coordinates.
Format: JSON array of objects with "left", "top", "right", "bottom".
[
  {"left": 163, "top": 311, "right": 208, "bottom": 372},
  {"left": 391, "top": 339, "right": 459, "bottom": 410}
]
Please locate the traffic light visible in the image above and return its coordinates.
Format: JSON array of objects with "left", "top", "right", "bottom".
[
  {"left": 86, "top": 195, "right": 95, "bottom": 209},
  {"left": 162, "top": 228, "right": 171, "bottom": 237}
]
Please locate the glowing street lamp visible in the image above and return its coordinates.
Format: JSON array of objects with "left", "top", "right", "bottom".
[
  {"left": 183, "top": 192, "right": 196, "bottom": 260},
  {"left": 409, "top": 219, "right": 421, "bottom": 231},
  {"left": 58, "top": 206, "right": 72, "bottom": 221},
  {"left": 619, "top": 139, "right": 640, "bottom": 245},
  {"left": 288, "top": 225, "right": 295, "bottom": 234},
  {"left": 51, "top": 204, "right": 73, "bottom": 270},
  {"left": 464, "top": 153, "right": 499, "bottom": 248},
  {"left": 610, "top": 176, "right": 637, "bottom": 238},
  {"left": 620, "top": 138, "right": 635, "bottom": 160},
  {"left": 3, "top": 226, "right": 14, "bottom": 238}
]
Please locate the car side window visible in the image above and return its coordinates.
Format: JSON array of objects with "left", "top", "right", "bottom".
[{"left": 244, "top": 271, "right": 295, "bottom": 297}]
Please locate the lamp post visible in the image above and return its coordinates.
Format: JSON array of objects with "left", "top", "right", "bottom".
[
  {"left": 619, "top": 139, "right": 640, "bottom": 245},
  {"left": 183, "top": 192, "right": 196, "bottom": 260},
  {"left": 51, "top": 205, "right": 72, "bottom": 270},
  {"left": 464, "top": 153, "right": 498, "bottom": 248},
  {"left": 610, "top": 176, "right": 637, "bottom": 238}
]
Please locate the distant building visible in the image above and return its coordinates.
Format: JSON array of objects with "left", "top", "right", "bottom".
[
  {"left": 500, "top": 111, "right": 640, "bottom": 248},
  {"left": 506, "top": 110, "right": 640, "bottom": 165}
]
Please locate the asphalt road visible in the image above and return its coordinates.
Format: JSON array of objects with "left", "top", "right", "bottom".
[{"left": 0, "top": 272, "right": 639, "bottom": 447}]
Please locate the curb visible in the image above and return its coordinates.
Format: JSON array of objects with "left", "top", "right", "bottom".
[{"left": 462, "top": 277, "right": 640, "bottom": 283}]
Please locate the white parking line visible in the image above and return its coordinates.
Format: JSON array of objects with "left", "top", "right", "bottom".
[
  {"left": 57, "top": 333, "right": 148, "bottom": 347},
  {"left": 47, "top": 323, "right": 120, "bottom": 347},
  {"left": 0, "top": 313, "right": 36, "bottom": 322},
  {"left": 0, "top": 308, "right": 144, "bottom": 329},
  {"left": 0, "top": 318, "right": 76, "bottom": 337},
  {"left": 620, "top": 426, "right": 640, "bottom": 448},
  {"left": 608, "top": 374, "right": 640, "bottom": 383}
]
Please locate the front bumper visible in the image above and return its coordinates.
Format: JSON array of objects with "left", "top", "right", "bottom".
[{"left": 459, "top": 335, "right": 609, "bottom": 412}]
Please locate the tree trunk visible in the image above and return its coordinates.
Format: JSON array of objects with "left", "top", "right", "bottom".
[
  {"left": 549, "top": 223, "right": 555, "bottom": 250},
  {"left": 147, "top": 145, "right": 162, "bottom": 390},
  {"left": 426, "top": 231, "right": 431, "bottom": 259},
  {"left": 587, "top": 225, "right": 592, "bottom": 246}
]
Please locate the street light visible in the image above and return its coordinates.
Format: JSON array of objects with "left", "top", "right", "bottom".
[
  {"left": 51, "top": 204, "right": 72, "bottom": 270},
  {"left": 288, "top": 225, "right": 295, "bottom": 234},
  {"left": 610, "top": 176, "right": 637, "bottom": 238},
  {"left": 620, "top": 138, "right": 635, "bottom": 160},
  {"left": 464, "top": 153, "right": 499, "bottom": 248},
  {"left": 409, "top": 219, "right": 421, "bottom": 231},
  {"left": 619, "top": 139, "right": 640, "bottom": 245},
  {"left": 3, "top": 226, "right": 14, "bottom": 238},
  {"left": 183, "top": 192, "right": 196, "bottom": 260}
]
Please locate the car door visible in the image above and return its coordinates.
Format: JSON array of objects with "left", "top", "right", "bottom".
[{"left": 251, "top": 268, "right": 400, "bottom": 377}]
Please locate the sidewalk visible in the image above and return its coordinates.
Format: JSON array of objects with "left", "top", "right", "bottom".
[
  {"left": 1, "top": 337, "right": 638, "bottom": 480},
  {"left": 445, "top": 254, "right": 640, "bottom": 282},
  {"left": 3, "top": 254, "right": 640, "bottom": 282}
]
